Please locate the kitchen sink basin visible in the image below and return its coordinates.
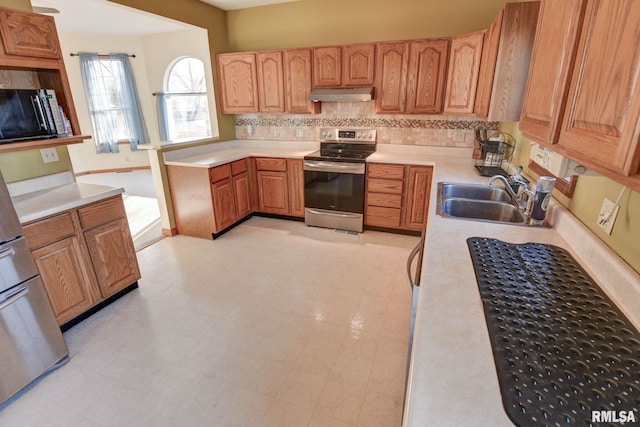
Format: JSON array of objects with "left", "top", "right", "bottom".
[
  {"left": 436, "top": 182, "right": 528, "bottom": 225},
  {"left": 441, "top": 199, "right": 526, "bottom": 223},
  {"left": 440, "top": 183, "right": 513, "bottom": 202}
]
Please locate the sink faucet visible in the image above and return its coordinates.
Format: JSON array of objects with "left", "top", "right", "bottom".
[{"left": 489, "top": 175, "right": 535, "bottom": 216}]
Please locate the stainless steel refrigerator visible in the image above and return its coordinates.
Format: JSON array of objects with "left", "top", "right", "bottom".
[{"left": 0, "top": 170, "right": 68, "bottom": 407}]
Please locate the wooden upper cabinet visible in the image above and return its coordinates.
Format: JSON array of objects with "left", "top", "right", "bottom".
[
  {"left": 474, "top": 8, "right": 503, "bottom": 119},
  {"left": 560, "top": 0, "right": 640, "bottom": 176},
  {"left": 520, "top": 0, "right": 585, "bottom": 145},
  {"left": 256, "top": 51, "right": 285, "bottom": 113},
  {"left": 216, "top": 52, "right": 259, "bottom": 114},
  {"left": 375, "top": 42, "right": 409, "bottom": 113},
  {"left": 284, "top": 48, "right": 320, "bottom": 114},
  {"left": 342, "top": 43, "right": 375, "bottom": 86},
  {"left": 406, "top": 39, "right": 450, "bottom": 114},
  {"left": 313, "top": 46, "right": 342, "bottom": 87},
  {"left": 0, "top": 8, "right": 61, "bottom": 59},
  {"left": 443, "top": 31, "right": 484, "bottom": 115},
  {"left": 312, "top": 44, "right": 375, "bottom": 88},
  {"left": 475, "top": 1, "right": 540, "bottom": 121}
]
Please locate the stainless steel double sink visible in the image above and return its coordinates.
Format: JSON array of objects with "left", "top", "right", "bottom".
[{"left": 436, "top": 182, "right": 528, "bottom": 225}]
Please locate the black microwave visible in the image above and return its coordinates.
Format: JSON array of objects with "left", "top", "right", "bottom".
[{"left": 0, "top": 88, "right": 67, "bottom": 143}]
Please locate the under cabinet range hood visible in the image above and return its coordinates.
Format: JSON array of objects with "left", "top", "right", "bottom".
[{"left": 308, "top": 86, "right": 375, "bottom": 102}]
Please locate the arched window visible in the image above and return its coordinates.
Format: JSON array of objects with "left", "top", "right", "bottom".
[{"left": 158, "top": 57, "right": 211, "bottom": 141}]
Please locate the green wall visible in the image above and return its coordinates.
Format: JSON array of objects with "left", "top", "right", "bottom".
[
  {"left": 226, "top": 0, "right": 511, "bottom": 51},
  {"left": 0, "top": 0, "right": 76, "bottom": 183},
  {"left": 501, "top": 122, "right": 640, "bottom": 274}
]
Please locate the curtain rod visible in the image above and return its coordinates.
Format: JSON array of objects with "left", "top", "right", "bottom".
[{"left": 70, "top": 53, "right": 136, "bottom": 58}]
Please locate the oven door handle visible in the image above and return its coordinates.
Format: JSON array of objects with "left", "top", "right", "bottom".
[
  {"left": 305, "top": 208, "right": 362, "bottom": 219},
  {"left": 303, "top": 161, "right": 365, "bottom": 174}
]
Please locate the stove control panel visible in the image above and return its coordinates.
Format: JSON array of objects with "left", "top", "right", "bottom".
[{"left": 320, "top": 128, "right": 376, "bottom": 143}]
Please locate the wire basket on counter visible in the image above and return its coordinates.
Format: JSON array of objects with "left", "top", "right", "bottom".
[{"left": 473, "top": 131, "right": 515, "bottom": 177}]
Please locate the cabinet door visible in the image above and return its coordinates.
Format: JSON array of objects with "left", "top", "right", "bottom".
[
  {"left": 216, "top": 52, "right": 259, "bottom": 114},
  {"left": 257, "top": 171, "right": 290, "bottom": 215},
  {"left": 0, "top": 9, "right": 61, "bottom": 59},
  {"left": 256, "top": 51, "right": 285, "bottom": 113},
  {"left": 375, "top": 42, "right": 409, "bottom": 113},
  {"left": 474, "top": 8, "right": 503, "bottom": 118},
  {"left": 406, "top": 39, "right": 450, "bottom": 114},
  {"left": 84, "top": 218, "right": 140, "bottom": 299},
  {"left": 287, "top": 159, "right": 305, "bottom": 217},
  {"left": 560, "top": 0, "right": 640, "bottom": 176},
  {"left": 233, "top": 172, "right": 252, "bottom": 220},
  {"left": 313, "top": 46, "right": 342, "bottom": 87},
  {"left": 211, "top": 178, "right": 237, "bottom": 232},
  {"left": 343, "top": 44, "right": 375, "bottom": 86},
  {"left": 403, "top": 166, "right": 432, "bottom": 231},
  {"left": 520, "top": 0, "right": 586, "bottom": 145},
  {"left": 443, "top": 31, "right": 484, "bottom": 114},
  {"left": 284, "top": 49, "right": 319, "bottom": 114},
  {"left": 31, "top": 236, "right": 97, "bottom": 326}
]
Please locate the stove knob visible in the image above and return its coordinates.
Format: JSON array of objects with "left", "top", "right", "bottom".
[
  {"left": 367, "top": 133, "right": 373, "bottom": 139},
  {"left": 357, "top": 132, "right": 364, "bottom": 138}
]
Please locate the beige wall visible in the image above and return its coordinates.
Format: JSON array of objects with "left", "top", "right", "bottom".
[
  {"left": 501, "top": 122, "right": 640, "bottom": 274},
  {"left": 109, "top": 0, "right": 234, "bottom": 141},
  {"left": 60, "top": 33, "right": 156, "bottom": 173},
  {"left": 140, "top": 28, "right": 218, "bottom": 139},
  {"left": 226, "top": 0, "right": 509, "bottom": 51}
]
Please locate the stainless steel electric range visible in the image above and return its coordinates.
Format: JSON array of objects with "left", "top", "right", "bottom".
[{"left": 303, "top": 128, "right": 377, "bottom": 232}]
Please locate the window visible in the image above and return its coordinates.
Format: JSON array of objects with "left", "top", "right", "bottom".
[
  {"left": 158, "top": 57, "right": 211, "bottom": 141},
  {"left": 78, "top": 53, "right": 149, "bottom": 153}
]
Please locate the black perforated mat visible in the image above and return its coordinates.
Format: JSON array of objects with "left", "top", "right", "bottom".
[{"left": 467, "top": 237, "right": 640, "bottom": 426}]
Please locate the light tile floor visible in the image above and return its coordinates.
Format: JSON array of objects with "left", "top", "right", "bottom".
[{"left": 0, "top": 217, "right": 418, "bottom": 427}]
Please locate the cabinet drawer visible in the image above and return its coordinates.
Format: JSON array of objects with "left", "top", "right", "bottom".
[
  {"left": 210, "top": 163, "right": 232, "bottom": 183},
  {"left": 255, "top": 157, "right": 287, "bottom": 172},
  {"left": 365, "top": 206, "right": 402, "bottom": 228},
  {"left": 367, "top": 163, "right": 405, "bottom": 179},
  {"left": 231, "top": 158, "right": 249, "bottom": 175},
  {"left": 368, "top": 178, "right": 403, "bottom": 194},
  {"left": 23, "top": 212, "right": 75, "bottom": 250},
  {"left": 367, "top": 192, "right": 403, "bottom": 208},
  {"left": 78, "top": 196, "right": 126, "bottom": 230}
]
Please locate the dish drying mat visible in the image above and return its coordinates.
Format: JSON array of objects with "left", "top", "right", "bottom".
[{"left": 467, "top": 237, "right": 640, "bottom": 426}]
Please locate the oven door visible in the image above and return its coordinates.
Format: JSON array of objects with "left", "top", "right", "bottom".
[{"left": 303, "top": 160, "right": 365, "bottom": 232}]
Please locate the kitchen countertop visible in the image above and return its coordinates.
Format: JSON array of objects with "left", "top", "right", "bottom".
[
  {"left": 401, "top": 149, "right": 640, "bottom": 426},
  {"left": 12, "top": 183, "right": 124, "bottom": 224}
]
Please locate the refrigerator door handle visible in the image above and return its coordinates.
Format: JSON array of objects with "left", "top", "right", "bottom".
[
  {"left": 0, "top": 286, "right": 28, "bottom": 311},
  {"left": 0, "top": 246, "right": 15, "bottom": 260}
]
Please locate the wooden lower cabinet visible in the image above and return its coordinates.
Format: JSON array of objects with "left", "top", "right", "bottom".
[
  {"left": 233, "top": 172, "right": 252, "bottom": 219},
  {"left": 31, "top": 235, "right": 97, "bottom": 325},
  {"left": 287, "top": 159, "right": 305, "bottom": 217},
  {"left": 254, "top": 157, "right": 304, "bottom": 217},
  {"left": 365, "top": 163, "right": 433, "bottom": 231},
  {"left": 256, "top": 171, "right": 290, "bottom": 215},
  {"left": 84, "top": 217, "right": 140, "bottom": 299},
  {"left": 23, "top": 196, "right": 140, "bottom": 326},
  {"left": 211, "top": 177, "right": 237, "bottom": 231}
]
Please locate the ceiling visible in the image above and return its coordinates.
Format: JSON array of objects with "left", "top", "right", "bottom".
[
  {"left": 31, "top": 0, "right": 303, "bottom": 35},
  {"left": 198, "top": 0, "right": 300, "bottom": 11},
  {"left": 31, "top": 0, "right": 194, "bottom": 35}
]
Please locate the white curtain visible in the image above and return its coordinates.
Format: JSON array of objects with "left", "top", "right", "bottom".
[{"left": 78, "top": 52, "right": 149, "bottom": 153}]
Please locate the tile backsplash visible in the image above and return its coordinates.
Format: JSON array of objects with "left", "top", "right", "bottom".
[{"left": 234, "top": 102, "right": 499, "bottom": 147}]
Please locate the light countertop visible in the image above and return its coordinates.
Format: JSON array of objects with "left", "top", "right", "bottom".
[
  {"left": 12, "top": 183, "right": 124, "bottom": 224},
  {"left": 402, "top": 151, "right": 640, "bottom": 426}
]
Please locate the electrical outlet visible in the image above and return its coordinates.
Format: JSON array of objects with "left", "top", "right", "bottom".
[
  {"left": 597, "top": 197, "right": 620, "bottom": 235},
  {"left": 391, "top": 130, "right": 402, "bottom": 140},
  {"left": 296, "top": 128, "right": 304, "bottom": 138},
  {"left": 40, "top": 147, "right": 59, "bottom": 163}
]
